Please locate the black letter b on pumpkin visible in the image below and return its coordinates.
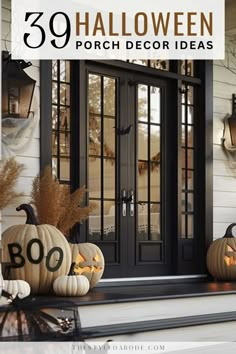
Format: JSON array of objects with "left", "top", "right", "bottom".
[{"left": 8, "top": 243, "right": 25, "bottom": 268}]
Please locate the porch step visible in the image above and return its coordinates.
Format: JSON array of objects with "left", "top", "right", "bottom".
[
  {"left": 84, "top": 319, "right": 236, "bottom": 343},
  {"left": 83, "top": 312, "right": 236, "bottom": 341},
  {"left": 75, "top": 280, "right": 236, "bottom": 340},
  {"left": 79, "top": 293, "right": 236, "bottom": 328}
]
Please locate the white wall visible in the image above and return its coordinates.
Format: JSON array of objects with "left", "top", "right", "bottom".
[
  {"left": 213, "top": 42, "right": 236, "bottom": 239},
  {"left": 1, "top": 0, "right": 40, "bottom": 231}
]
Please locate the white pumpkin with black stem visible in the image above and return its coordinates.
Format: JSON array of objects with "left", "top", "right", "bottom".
[
  {"left": 53, "top": 264, "right": 90, "bottom": 296},
  {"left": 2, "top": 204, "right": 71, "bottom": 294}
]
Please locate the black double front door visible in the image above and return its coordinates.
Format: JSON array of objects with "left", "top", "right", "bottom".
[{"left": 85, "top": 63, "right": 176, "bottom": 278}]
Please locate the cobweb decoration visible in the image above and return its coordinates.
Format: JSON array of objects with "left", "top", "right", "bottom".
[
  {"left": 2, "top": 115, "right": 38, "bottom": 158},
  {"left": 0, "top": 291, "right": 82, "bottom": 341},
  {"left": 1, "top": 114, "right": 39, "bottom": 159},
  {"left": 222, "top": 38, "right": 236, "bottom": 75}
]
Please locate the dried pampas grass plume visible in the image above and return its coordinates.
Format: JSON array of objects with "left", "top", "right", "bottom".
[
  {"left": 58, "top": 185, "right": 96, "bottom": 236},
  {"left": 31, "top": 166, "right": 63, "bottom": 226},
  {"left": 31, "top": 166, "right": 96, "bottom": 236},
  {"left": 0, "top": 158, "right": 24, "bottom": 211}
]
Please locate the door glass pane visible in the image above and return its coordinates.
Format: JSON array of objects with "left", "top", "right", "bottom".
[
  {"left": 88, "top": 73, "right": 117, "bottom": 244},
  {"left": 150, "top": 171, "right": 160, "bottom": 202},
  {"left": 151, "top": 207, "right": 161, "bottom": 241},
  {"left": 151, "top": 125, "right": 160, "bottom": 158},
  {"left": 60, "top": 83, "right": 70, "bottom": 106},
  {"left": 89, "top": 118, "right": 101, "bottom": 156},
  {"left": 104, "top": 201, "right": 116, "bottom": 240},
  {"left": 187, "top": 215, "right": 194, "bottom": 239},
  {"left": 89, "top": 74, "right": 101, "bottom": 115},
  {"left": 138, "top": 170, "right": 148, "bottom": 202},
  {"left": 125, "top": 59, "right": 170, "bottom": 72},
  {"left": 89, "top": 157, "right": 101, "bottom": 199},
  {"left": 180, "top": 60, "right": 194, "bottom": 76},
  {"left": 59, "top": 132, "right": 70, "bottom": 156},
  {"left": 104, "top": 158, "right": 115, "bottom": 199},
  {"left": 104, "top": 118, "right": 115, "bottom": 157},
  {"left": 187, "top": 171, "right": 194, "bottom": 190},
  {"left": 150, "top": 60, "right": 169, "bottom": 71},
  {"left": 138, "top": 124, "right": 148, "bottom": 160},
  {"left": 104, "top": 77, "right": 116, "bottom": 117},
  {"left": 187, "top": 149, "right": 194, "bottom": 169},
  {"left": 138, "top": 85, "right": 148, "bottom": 122},
  {"left": 52, "top": 131, "right": 57, "bottom": 156},
  {"left": 150, "top": 87, "right": 161, "bottom": 124},
  {"left": 137, "top": 84, "right": 162, "bottom": 247},
  {"left": 181, "top": 84, "right": 195, "bottom": 239},
  {"left": 130, "top": 59, "right": 148, "bottom": 66},
  {"left": 188, "top": 193, "right": 194, "bottom": 212},
  {"left": 138, "top": 204, "right": 148, "bottom": 241},
  {"left": 52, "top": 83, "right": 58, "bottom": 104},
  {"left": 188, "top": 106, "right": 194, "bottom": 124},
  {"left": 60, "top": 60, "right": 70, "bottom": 82},
  {"left": 60, "top": 158, "right": 70, "bottom": 181},
  {"left": 89, "top": 201, "right": 101, "bottom": 241},
  {"left": 52, "top": 60, "right": 57, "bottom": 80},
  {"left": 51, "top": 60, "right": 71, "bottom": 182}
]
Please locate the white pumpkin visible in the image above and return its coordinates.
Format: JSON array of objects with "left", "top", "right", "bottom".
[
  {"left": 3, "top": 279, "right": 31, "bottom": 299},
  {"left": 53, "top": 275, "right": 89, "bottom": 297},
  {"left": 2, "top": 204, "right": 71, "bottom": 294}
]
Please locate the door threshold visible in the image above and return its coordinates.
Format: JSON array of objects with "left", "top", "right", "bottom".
[{"left": 97, "top": 274, "right": 208, "bottom": 287}]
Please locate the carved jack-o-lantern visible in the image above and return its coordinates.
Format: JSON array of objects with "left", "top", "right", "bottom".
[
  {"left": 207, "top": 223, "right": 236, "bottom": 280},
  {"left": 69, "top": 243, "right": 105, "bottom": 288}
]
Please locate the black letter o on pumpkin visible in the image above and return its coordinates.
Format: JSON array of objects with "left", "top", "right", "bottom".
[
  {"left": 27, "top": 239, "right": 44, "bottom": 264},
  {"left": 46, "top": 247, "right": 63, "bottom": 272}
]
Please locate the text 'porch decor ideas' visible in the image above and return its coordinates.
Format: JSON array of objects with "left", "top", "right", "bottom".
[{"left": 207, "top": 224, "right": 236, "bottom": 281}]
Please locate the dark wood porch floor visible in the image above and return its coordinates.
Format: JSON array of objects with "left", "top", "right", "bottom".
[{"left": 34, "top": 280, "right": 236, "bottom": 305}]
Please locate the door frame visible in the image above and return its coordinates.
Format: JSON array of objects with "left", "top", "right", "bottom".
[{"left": 40, "top": 59, "right": 213, "bottom": 277}]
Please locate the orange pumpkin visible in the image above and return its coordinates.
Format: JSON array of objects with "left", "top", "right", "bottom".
[
  {"left": 69, "top": 243, "right": 104, "bottom": 288},
  {"left": 207, "top": 223, "right": 236, "bottom": 280}
]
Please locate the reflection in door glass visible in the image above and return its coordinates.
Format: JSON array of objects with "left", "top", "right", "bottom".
[
  {"left": 138, "top": 85, "right": 148, "bottom": 122},
  {"left": 181, "top": 84, "right": 195, "bottom": 239},
  {"left": 137, "top": 84, "right": 161, "bottom": 243},
  {"left": 52, "top": 60, "right": 71, "bottom": 182},
  {"left": 88, "top": 73, "right": 117, "bottom": 244}
]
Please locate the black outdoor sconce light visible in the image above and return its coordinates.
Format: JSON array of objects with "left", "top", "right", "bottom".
[
  {"left": 2, "top": 51, "right": 36, "bottom": 119},
  {"left": 227, "top": 94, "right": 236, "bottom": 147}
]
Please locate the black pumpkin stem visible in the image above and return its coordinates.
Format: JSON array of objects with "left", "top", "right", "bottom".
[
  {"left": 16, "top": 204, "right": 39, "bottom": 225},
  {"left": 223, "top": 223, "right": 236, "bottom": 238},
  {"left": 68, "top": 263, "right": 76, "bottom": 276}
]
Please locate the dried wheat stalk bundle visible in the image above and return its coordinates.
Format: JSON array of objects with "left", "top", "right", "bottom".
[
  {"left": 31, "top": 166, "right": 96, "bottom": 236},
  {"left": 0, "top": 158, "right": 24, "bottom": 211}
]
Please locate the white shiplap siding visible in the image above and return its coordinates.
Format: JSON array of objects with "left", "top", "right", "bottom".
[
  {"left": 213, "top": 51, "right": 236, "bottom": 239},
  {"left": 1, "top": 0, "right": 40, "bottom": 231}
]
